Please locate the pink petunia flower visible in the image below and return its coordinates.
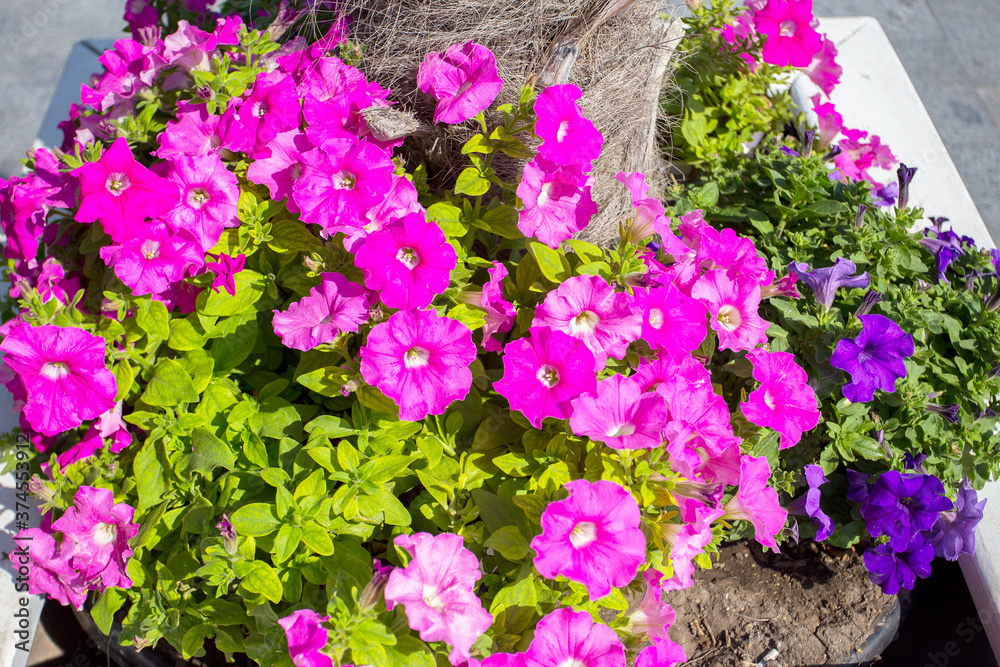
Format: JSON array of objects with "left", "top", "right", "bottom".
[
  {"left": 0, "top": 324, "right": 117, "bottom": 437},
  {"left": 569, "top": 375, "right": 666, "bottom": 450},
  {"left": 494, "top": 327, "right": 597, "bottom": 428},
  {"left": 223, "top": 71, "right": 301, "bottom": 155},
  {"left": 246, "top": 127, "right": 314, "bottom": 208},
  {"left": 417, "top": 42, "right": 503, "bottom": 124},
  {"left": 359, "top": 173, "right": 424, "bottom": 242},
  {"left": 384, "top": 532, "right": 493, "bottom": 665},
  {"left": 292, "top": 137, "right": 395, "bottom": 237},
  {"left": 156, "top": 101, "right": 224, "bottom": 159},
  {"left": 724, "top": 456, "right": 788, "bottom": 549},
  {"left": 73, "top": 137, "right": 179, "bottom": 241},
  {"left": 661, "top": 497, "right": 725, "bottom": 592},
  {"left": 740, "top": 349, "right": 820, "bottom": 449},
  {"left": 32, "top": 147, "right": 79, "bottom": 210},
  {"left": 690, "top": 269, "right": 769, "bottom": 352},
  {"left": 634, "top": 285, "right": 707, "bottom": 359},
  {"left": 481, "top": 262, "right": 516, "bottom": 352},
  {"left": 360, "top": 309, "right": 476, "bottom": 422},
  {"left": 277, "top": 609, "right": 333, "bottom": 667},
  {"left": 100, "top": 220, "right": 204, "bottom": 296},
  {"left": 516, "top": 158, "right": 597, "bottom": 248},
  {"left": 206, "top": 253, "right": 246, "bottom": 296},
  {"left": 531, "top": 479, "right": 646, "bottom": 599},
  {"left": 0, "top": 174, "right": 51, "bottom": 263},
  {"left": 811, "top": 94, "right": 843, "bottom": 149},
  {"left": 635, "top": 638, "right": 688, "bottom": 667},
  {"left": 273, "top": 273, "right": 369, "bottom": 351},
  {"left": 753, "top": 0, "right": 823, "bottom": 68},
  {"left": 806, "top": 35, "right": 842, "bottom": 97},
  {"left": 616, "top": 172, "right": 689, "bottom": 257},
  {"left": 353, "top": 213, "right": 457, "bottom": 310},
  {"left": 56, "top": 401, "right": 132, "bottom": 469},
  {"left": 51, "top": 485, "right": 139, "bottom": 588},
  {"left": 533, "top": 84, "right": 604, "bottom": 169},
  {"left": 12, "top": 527, "right": 88, "bottom": 609},
  {"left": 533, "top": 275, "right": 642, "bottom": 369},
  {"left": 163, "top": 20, "right": 217, "bottom": 74},
  {"left": 626, "top": 570, "right": 677, "bottom": 641},
  {"left": 157, "top": 152, "right": 240, "bottom": 251},
  {"left": 81, "top": 38, "right": 164, "bottom": 113},
  {"left": 522, "top": 607, "right": 625, "bottom": 667}
]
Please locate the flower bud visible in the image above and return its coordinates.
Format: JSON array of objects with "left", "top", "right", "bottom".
[
  {"left": 217, "top": 514, "right": 238, "bottom": 555},
  {"left": 854, "top": 289, "right": 883, "bottom": 317},
  {"left": 854, "top": 203, "right": 867, "bottom": 229},
  {"left": 358, "top": 560, "right": 392, "bottom": 612},
  {"left": 28, "top": 476, "right": 55, "bottom": 503},
  {"left": 925, "top": 402, "right": 961, "bottom": 424},
  {"left": 802, "top": 129, "right": 816, "bottom": 158},
  {"left": 897, "top": 163, "right": 917, "bottom": 210}
]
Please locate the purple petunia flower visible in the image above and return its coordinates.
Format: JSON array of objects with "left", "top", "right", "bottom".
[
  {"left": 846, "top": 468, "right": 872, "bottom": 504},
  {"left": 926, "top": 482, "right": 986, "bottom": 561},
  {"left": 788, "top": 257, "right": 870, "bottom": 308},
  {"left": 860, "top": 470, "right": 954, "bottom": 551},
  {"left": 831, "top": 314, "right": 914, "bottom": 403},
  {"left": 872, "top": 181, "right": 898, "bottom": 208},
  {"left": 786, "top": 464, "right": 834, "bottom": 541},
  {"left": 903, "top": 452, "right": 928, "bottom": 472},
  {"left": 919, "top": 230, "right": 968, "bottom": 285},
  {"left": 863, "top": 535, "right": 934, "bottom": 595}
]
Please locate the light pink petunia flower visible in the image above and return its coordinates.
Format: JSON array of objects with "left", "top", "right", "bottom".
[
  {"left": 206, "top": 253, "right": 246, "bottom": 296},
  {"left": 531, "top": 479, "right": 646, "bottom": 599},
  {"left": 532, "top": 275, "right": 642, "bottom": 369},
  {"left": 522, "top": 607, "right": 625, "bottom": 667},
  {"left": 616, "top": 172, "right": 689, "bottom": 256},
  {"left": 724, "top": 456, "right": 788, "bottom": 549},
  {"left": 359, "top": 309, "right": 476, "bottom": 422},
  {"left": 626, "top": 570, "right": 678, "bottom": 641},
  {"left": 493, "top": 327, "right": 597, "bottom": 429},
  {"left": 690, "top": 269, "right": 769, "bottom": 352},
  {"left": 753, "top": 0, "right": 823, "bottom": 68},
  {"left": 533, "top": 84, "right": 604, "bottom": 169},
  {"left": 51, "top": 485, "right": 138, "bottom": 588},
  {"left": 0, "top": 324, "right": 117, "bottom": 437},
  {"left": 481, "top": 262, "right": 516, "bottom": 352},
  {"left": 353, "top": 212, "right": 457, "bottom": 310},
  {"left": 157, "top": 152, "right": 240, "bottom": 251},
  {"left": 806, "top": 35, "right": 842, "bottom": 97},
  {"left": 417, "top": 42, "right": 503, "bottom": 125},
  {"left": 660, "top": 497, "right": 725, "bottom": 592},
  {"left": 277, "top": 609, "right": 333, "bottom": 667},
  {"left": 272, "top": 272, "right": 369, "bottom": 351},
  {"left": 73, "top": 137, "right": 179, "bottom": 242},
  {"left": 100, "top": 220, "right": 204, "bottom": 296},
  {"left": 634, "top": 285, "right": 707, "bottom": 359},
  {"left": 384, "top": 532, "right": 493, "bottom": 665},
  {"left": 569, "top": 375, "right": 666, "bottom": 450},
  {"left": 516, "top": 158, "right": 597, "bottom": 248},
  {"left": 741, "top": 349, "right": 820, "bottom": 449}
]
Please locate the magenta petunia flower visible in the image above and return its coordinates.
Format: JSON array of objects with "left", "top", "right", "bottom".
[
  {"left": 417, "top": 42, "right": 503, "bottom": 124},
  {"left": 51, "top": 485, "right": 138, "bottom": 589},
  {"left": 830, "top": 314, "right": 914, "bottom": 403},
  {"left": 569, "top": 375, "right": 666, "bottom": 450},
  {"left": 12, "top": 527, "right": 88, "bottom": 609},
  {"left": 661, "top": 497, "right": 725, "bottom": 592},
  {"left": 384, "top": 532, "right": 493, "bottom": 665},
  {"left": 690, "top": 269, "right": 769, "bottom": 352},
  {"left": 246, "top": 127, "right": 314, "bottom": 208},
  {"left": 56, "top": 401, "right": 132, "bottom": 469},
  {"left": 806, "top": 35, "right": 842, "bottom": 97},
  {"left": 353, "top": 212, "right": 457, "bottom": 310},
  {"left": 635, "top": 638, "right": 687, "bottom": 667},
  {"left": 516, "top": 158, "right": 597, "bottom": 248},
  {"left": 158, "top": 152, "right": 240, "bottom": 251},
  {"left": 753, "top": 0, "right": 823, "bottom": 68},
  {"left": 522, "top": 607, "right": 625, "bottom": 667},
  {"left": 532, "top": 275, "right": 642, "bottom": 369},
  {"left": 481, "top": 262, "right": 516, "bottom": 352},
  {"left": 278, "top": 609, "right": 333, "bottom": 667},
  {"left": 156, "top": 101, "right": 224, "bottom": 159},
  {"left": 627, "top": 570, "right": 678, "bottom": 641},
  {"left": 224, "top": 71, "right": 302, "bottom": 155},
  {"left": 494, "top": 327, "right": 597, "bottom": 428},
  {"left": 533, "top": 84, "right": 604, "bottom": 169},
  {"left": 1, "top": 324, "right": 117, "bottom": 437},
  {"left": 360, "top": 309, "right": 476, "bottom": 422},
  {"left": 723, "top": 456, "right": 788, "bottom": 549},
  {"left": 531, "top": 479, "right": 646, "bottom": 599},
  {"left": 292, "top": 137, "right": 395, "bottom": 237},
  {"left": 73, "top": 138, "right": 180, "bottom": 241},
  {"left": 100, "top": 220, "right": 204, "bottom": 296},
  {"left": 616, "top": 172, "right": 689, "bottom": 256},
  {"left": 740, "top": 349, "right": 820, "bottom": 449},
  {"left": 273, "top": 273, "right": 369, "bottom": 351},
  {"left": 359, "top": 173, "right": 424, "bottom": 243},
  {"left": 206, "top": 253, "right": 246, "bottom": 296},
  {"left": 634, "top": 285, "right": 707, "bottom": 359},
  {"left": 0, "top": 174, "right": 51, "bottom": 263}
]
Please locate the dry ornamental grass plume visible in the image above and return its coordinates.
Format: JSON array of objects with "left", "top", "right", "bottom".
[{"left": 303, "top": 0, "right": 685, "bottom": 244}]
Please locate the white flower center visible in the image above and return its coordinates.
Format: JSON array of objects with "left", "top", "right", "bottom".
[
  {"left": 39, "top": 362, "right": 70, "bottom": 381},
  {"left": 557, "top": 660, "right": 586, "bottom": 667},
  {"left": 140, "top": 239, "right": 161, "bottom": 260},
  {"left": 648, "top": 307, "right": 664, "bottom": 331},
  {"left": 716, "top": 305, "right": 742, "bottom": 332},
  {"left": 396, "top": 246, "right": 421, "bottom": 270},
  {"left": 333, "top": 172, "right": 355, "bottom": 190},
  {"left": 105, "top": 172, "right": 130, "bottom": 196},
  {"left": 568, "top": 521, "right": 597, "bottom": 549},
  {"left": 537, "top": 181, "right": 554, "bottom": 208},
  {"left": 606, "top": 422, "right": 636, "bottom": 438},
  {"left": 404, "top": 346, "right": 430, "bottom": 369},
  {"left": 570, "top": 310, "right": 600, "bottom": 335},
  {"left": 187, "top": 187, "right": 210, "bottom": 209},
  {"left": 764, "top": 389, "right": 777, "bottom": 409},
  {"left": 92, "top": 521, "right": 117, "bottom": 546},
  {"left": 536, "top": 364, "right": 560, "bottom": 388},
  {"left": 556, "top": 120, "right": 570, "bottom": 142},
  {"left": 780, "top": 19, "right": 797, "bottom": 37},
  {"left": 422, "top": 583, "right": 445, "bottom": 610}
]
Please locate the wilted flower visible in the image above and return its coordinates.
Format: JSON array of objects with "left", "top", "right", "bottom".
[{"left": 788, "top": 258, "right": 870, "bottom": 308}]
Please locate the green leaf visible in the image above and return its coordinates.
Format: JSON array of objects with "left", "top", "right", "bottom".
[
  {"left": 91, "top": 588, "right": 126, "bottom": 636},
  {"left": 269, "top": 219, "right": 322, "bottom": 253},
  {"left": 113, "top": 361, "right": 134, "bottom": 402},
  {"left": 273, "top": 524, "right": 303, "bottom": 563},
  {"left": 447, "top": 303, "right": 486, "bottom": 330},
  {"left": 134, "top": 439, "right": 167, "bottom": 511},
  {"left": 197, "top": 270, "right": 265, "bottom": 316},
  {"left": 257, "top": 396, "right": 303, "bottom": 440},
  {"left": 168, "top": 316, "right": 210, "bottom": 351},
  {"left": 480, "top": 205, "right": 522, "bottom": 239},
  {"left": 426, "top": 202, "right": 467, "bottom": 238},
  {"left": 384, "top": 635, "right": 436, "bottom": 667},
  {"left": 461, "top": 134, "right": 492, "bottom": 155},
  {"left": 455, "top": 167, "right": 490, "bottom": 196},
  {"left": 187, "top": 428, "right": 237, "bottom": 475},
  {"left": 471, "top": 488, "right": 531, "bottom": 537},
  {"left": 196, "top": 599, "right": 249, "bottom": 626},
  {"left": 529, "top": 242, "right": 571, "bottom": 283},
  {"left": 142, "top": 359, "right": 199, "bottom": 407},
  {"left": 211, "top": 314, "right": 258, "bottom": 373},
  {"left": 238, "top": 562, "right": 284, "bottom": 604},
  {"left": 489, "top": 574, "right": 537, "bottom": 614},
  {"left": 181, "top": 623, "right": 213, "bottom": 659},
  {"left": 230, "top": 503, "right": 281, "bottom": 537},
  {"left": 484, "top": 525, "right": 531, "bottom": 561},
  {"left": 136, "top": 298, "right": 170, "bottom": 340},
  {"left": 301, "top": 523, "right": 334, "bottom": 555},
  {"left": 358, "top": 488, "right": 411, "bottom": 526}
]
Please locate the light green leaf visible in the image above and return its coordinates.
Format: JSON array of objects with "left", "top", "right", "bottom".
[
  {"left": 238, "top": 562, "right": 283, "bottom": 603},
  {"left": 134, "top": 438, "right": 167, "bottom": 511},
  {"left": 455, "top": 167, "right": 490, "bottom": 196},
  {"left": 142, "top": 359, "right": 199, "bottom": 407},
  {"left": 269, "top": 219, "right": 322, "bottom": 253},
  {"left": 187, "top": 428, "right": 237, "bottom": 475},
  {"left": 484, "top": 525, "right": 531, "bottom": 561},
  {"left": 529, "top": 242, "right": 571, "bottom": 283},
  {"left": 198, "top": 270, "right": 265, "bottom": 316},
  {"left": 230, "top": 503, "right": 281, "bottom": 537},
  {"left": 136, "top": 298, "right": 170, "bottom": 340}
]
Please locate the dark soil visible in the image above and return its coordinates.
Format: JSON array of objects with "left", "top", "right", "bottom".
[{"left": 663, "top": 540, "right": 896, "bottom": 667}]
